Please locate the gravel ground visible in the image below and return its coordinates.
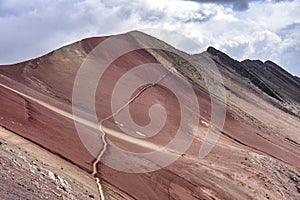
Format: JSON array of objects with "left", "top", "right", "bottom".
[{"left": 0, "top": 128, "right": 100, "bottom": 200}]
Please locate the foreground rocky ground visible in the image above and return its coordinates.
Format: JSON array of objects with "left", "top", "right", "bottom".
[{"left": 0, "top": 127, "right": 99, "bottom": 199}]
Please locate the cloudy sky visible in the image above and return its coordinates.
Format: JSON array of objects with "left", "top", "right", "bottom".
[{"left": 0, "top": 0, "right": 299, "bottom": 76}]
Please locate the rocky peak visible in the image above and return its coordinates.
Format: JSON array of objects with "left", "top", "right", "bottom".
[{"left": 206, "top": 47, "right": 283, "bottom": 102}]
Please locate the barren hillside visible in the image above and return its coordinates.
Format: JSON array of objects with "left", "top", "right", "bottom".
[{"left": 0, "top": 31, "right": 299, "bottom": 200}]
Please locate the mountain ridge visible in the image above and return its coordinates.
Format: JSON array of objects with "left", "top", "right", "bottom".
[{"left": 206, "top": 45, "right": 300, "bottom": 117}]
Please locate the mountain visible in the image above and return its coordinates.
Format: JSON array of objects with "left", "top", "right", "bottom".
[
  {"left": 0, "top": 31, "right": 299, "bottom": 200},
  {"left": 207, "top": 47, "right": 300, "bottom": 116}
]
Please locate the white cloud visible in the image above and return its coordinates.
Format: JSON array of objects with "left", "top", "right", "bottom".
[{"left": 0, "top": 0, "right": 299, "bottom": 76}]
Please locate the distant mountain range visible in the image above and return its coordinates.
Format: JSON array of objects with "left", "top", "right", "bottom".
[{"left": 207, "top": 46, "right": 300, "bottom": 116}]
